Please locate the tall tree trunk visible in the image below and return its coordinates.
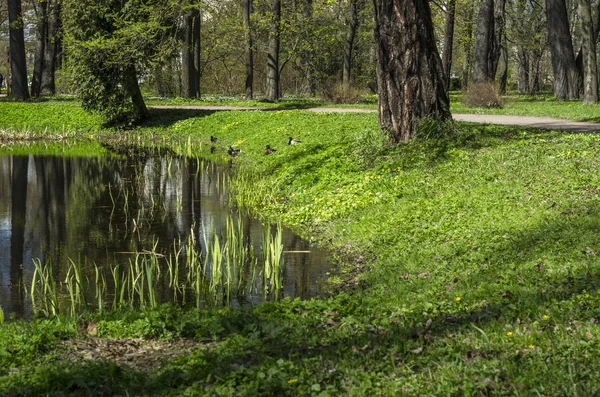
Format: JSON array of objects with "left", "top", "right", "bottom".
[
  {"left": 193, "top": 8, "right": 201, "bottom": 98},
  {"left": 441, "top": 0, "right": 456, "bottom": 91},
  {"left": 578, "top": 0, "right": 598, "bottom": 103},
  {"left": 302, "top": 0, "right": 315, "bottom": 94},
  {"left": 343, "top": 0, "right": 362, "bottom": 85},
  {"left": 530, "top": 50, "right": 542, "bottom": 94},
  {"left": 517, "top": 47, "right": 530, "bottom": 94},
  {"left": 181, "top": 13, "right": 194, "bottom": 98},
  {"left": 266, "top": 0, "right": 281, "bottom": 101},
  {"left": 473, "top": 0, "right": 494, "bottom": 83},
  {"left": 41, "top": 0, "right": 60, "bottom": 95},
  {"left": 31, "top": 0, "right": 48, "bottom": 98},
  {"left": 490, "top": 0, "right": 505, "bottom": 79},
  {"left": 8, "top": 0, "right": 30, "bottom": 100},
  {"left": 546, "top": 0, "right": 582, "bottom": 99},
  {"left": 497, "top": 37, "right": 508, "bottom": 94},
  {"left": 373, "top": 0, "right": 451, "bottom": 142},
  {"left": 243, "top": 0, "right": 254, "bottom": 100},
  {"left": 124, "top": 66, "right": 148, "bottom": 122}
]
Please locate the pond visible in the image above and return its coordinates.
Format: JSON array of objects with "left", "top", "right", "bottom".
[{"left": 0, "top": 151, "right": 332, "bottom": 317}]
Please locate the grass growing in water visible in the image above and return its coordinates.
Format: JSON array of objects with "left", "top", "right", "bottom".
[{"left": 28, "top": 215, "right": 285, "bottom": 315}]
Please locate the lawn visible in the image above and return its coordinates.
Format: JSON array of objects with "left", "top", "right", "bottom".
[{"left": 1, "top": 100, "right": 600, "bottom": 395}]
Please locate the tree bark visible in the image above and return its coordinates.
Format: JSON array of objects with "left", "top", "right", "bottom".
[
  {"left": 497, "top": 37, "right": 508, "bottom": 94},
  {"left": 41, "top": 0, "right": 60, "bottom": 95},
  {"left": 473, "top": 0, "right": 494, "bottom": 83},
  {"left": 181, "top": 13, "right": 195, "bottom": 98},
  {"left": 546, "top": 0, "right": 582, "bottom": 99},
  {"left": 193, "top": 8, "right": 201, "bottom": 98},
  {"left": 578, "top": 0, "right": 598, "bottom": 103},
  {"left": 490, "top": 0, "right": 505, "bottom": 79},
  {"left": 31, "top": 0, "right": 48, "bottom": 98},
  {"left": 516, "top": 47, "right": 530, "bottom": 94},
  {"left": 266, "top": 0, "right": 281, "bottom": 101},
  {"left": 124, "top": 66, "right": 148, "bottom": 122},
  {"left": 343, "top": 0, "right": 362, "bottom": 85},
  {"left": 243, "top": 0, "right": 254, "bottom": 100},
  {"left": 441, "top": 0, "right": 456, "bottom": 91},
  {"left": 8, "top": 0, "right": 30, "bottom": 100},
  {"left": 373, "top": 0, "right": 451, "bottom": 142}
]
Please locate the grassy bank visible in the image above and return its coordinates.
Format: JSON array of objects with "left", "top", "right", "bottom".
[{"left": 1, "top": 101, "right": 600, "bottom": 395}]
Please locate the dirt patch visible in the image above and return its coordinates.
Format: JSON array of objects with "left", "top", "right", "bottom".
[{"left": 59, "top": 337, "right": 216, "bottom": 372}]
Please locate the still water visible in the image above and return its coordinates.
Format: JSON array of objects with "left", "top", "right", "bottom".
[{"left": 0, "top": 153, "right": 331, "bottom": 317}]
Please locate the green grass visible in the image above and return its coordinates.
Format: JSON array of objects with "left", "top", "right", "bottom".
[
  {"left": 451, "top": 92, "right": 600, "bottom": 122},
  {"left": 1, "top": 101, "right": 600, "bottom": 394}
]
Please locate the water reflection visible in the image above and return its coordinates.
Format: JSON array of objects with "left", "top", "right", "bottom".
[{"left": 0, "top": 154, "right": 330, "bottom": 317}]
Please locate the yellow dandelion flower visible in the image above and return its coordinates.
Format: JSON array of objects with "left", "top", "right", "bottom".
[
  {"left": 288, "top": 379, "right": 298, "bottom": 384},
  {"left": 542, "top": 315, "right": 550, "bottom": 320},
  {"left": 455, "top": 297, "right": 461, "bottom": 302},
  {"left": 528, "top": 345, "right": 535, "bottom": 349},
  {"left": 506, "top": 332, "right": 513, "bottom": 336}
]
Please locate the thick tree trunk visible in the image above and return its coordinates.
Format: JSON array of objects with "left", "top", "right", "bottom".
[
  {"left": 41, "top": 0, "right": 60, "bottom": 95},
  {"left": 578, "top": 0, "right": 598, "bottom": 103},
  {"left": 243, "top": 0, "right": 254, "bottom": 100},
  {"left": 8, "top": 0, "right": 30, "bottom": 100},
  {"left": 31, "top": 0, "right": 48, "bottom": 98},
  {"left": 193, "top": 9, "right": 201, "bottom": 98},
  {"left": 124, "top": 66, "right": 148, "bottom": 122},
  {"left": 473, "top": 0, "right": 494, "bottom": 83},
  {"left": 441, "top": 0, "right": 456, "bottom": 91},
  {"left": 546, "top": 0, "right": 582, "bottom": 99},
  {"left": 517, "top": 47, "right": 530, "bottom": 94},
  {"left": 343, "top": 0, "right": 361, "bottom": 85},
  {"left": 490, "top": 0, "right": 505, "bottom": 79},
  {"left": 373, "top": 0, "right": 451, "bottom": 142},
  {"left": 266, "top": 0, "right": 281, "bottom": 101},
  {"left": 181, "top": 13, "right": 195, "bottom": 98}
]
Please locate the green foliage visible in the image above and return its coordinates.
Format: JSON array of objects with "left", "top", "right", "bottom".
[
  {"left": 5, "top": 103, "right": 600, "bottom": 394},
  {"left": 63, "top": 0, "right": 180, "bottom": 124}
]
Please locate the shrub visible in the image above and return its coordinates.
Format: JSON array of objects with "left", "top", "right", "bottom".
[
  {"left": 461, "top": 82, "right": 503, "bottom": 108},
  {"left": 322, "top": 81, "right": 363, "bottom": 104}
]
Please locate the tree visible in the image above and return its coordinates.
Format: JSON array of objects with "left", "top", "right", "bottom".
[
  {"left": 343, "top": 0, "right": 363, "bottom": 85},
  {"left": 266, "top": 0, "right": 281, "bottom": 101},
  {"left": 441, "top": 0, "right": 456, "bottom": 90},
  {"left": 30, "top": 0, "right": 48, "bottom": 97},
  {"left": 373, "top": 0, "right": 451, "bottom": 142},
  {"left": 546, "top": 0, "right": 582, "bottom": 99},
  {"left": 41, "top": 0, "right": 61, "bottom": 95},
  {"left": 473, "top": 0, "right": 494, "bottom": 83},
  {"left": 578, "top": 0, "right": 597, "bottom": 103},
  {"left": 8, "top": 0, "right": 29, "bottom": 99},
  {"left": 243, "top": 0, "right": 254, "bottom": 99},
  {"left": 63, "top": 0, "right": 178, "bottom": 123}
]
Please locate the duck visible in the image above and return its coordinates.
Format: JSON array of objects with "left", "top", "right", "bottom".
[
  {"left": 228, "top": 146, "right": 241, "bottom": 156},
  {"left": 264, "top": 145, "right": 277, "bottom": 155},
  {"left": 288, "top": 137, "right": 302, "bottom": 145},
  {"left": 210, "top": 135, "right": 217, "bottom": 143}
]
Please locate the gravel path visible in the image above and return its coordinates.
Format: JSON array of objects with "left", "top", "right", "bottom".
[{"left": 151, "top": 105, "right": 600, "bottom": 133}]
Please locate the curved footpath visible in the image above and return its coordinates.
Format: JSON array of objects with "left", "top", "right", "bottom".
[{"left": 151, "top": 105, "right": 600, "bottom": 133}]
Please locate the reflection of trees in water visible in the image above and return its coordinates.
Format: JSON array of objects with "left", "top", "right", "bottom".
[{"left": 0, "top": 154, "right": 330, "bottom": 316}]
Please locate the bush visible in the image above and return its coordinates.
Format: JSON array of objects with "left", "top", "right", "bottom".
[
  {"left": 461, "top": 82, "right": 502, "bottom": 108},
  {"left": 322, "top": 81, "right": 363, "bottom": 104}
]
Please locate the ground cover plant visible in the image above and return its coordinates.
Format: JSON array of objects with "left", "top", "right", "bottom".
[{"left": 1, "top": 101, "right": 600, "bottom": 394}]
